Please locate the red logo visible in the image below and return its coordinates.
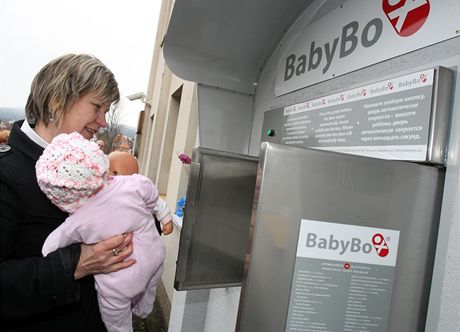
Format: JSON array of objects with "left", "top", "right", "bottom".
[
  {"left": 420, "top": 73, "right": 427, "bottom": 82},
  {"left": 372, "top": 233, "right": 389, "bottom": 257},
  {"left": 388, "top": 82, "right": 394, "bottom": 90},
  {"left": 344, "top": 262, "right": 351, "bottom": 270},
  {"left": 382, "top": 0, "right": 430, "bottom": 37}
]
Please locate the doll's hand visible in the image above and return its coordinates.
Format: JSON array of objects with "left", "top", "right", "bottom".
[{"left": 162, "top": 221, "right": 173, "bottom": 235}]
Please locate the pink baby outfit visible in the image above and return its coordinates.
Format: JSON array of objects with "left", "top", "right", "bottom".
[
  {"left": 42, "top": 174, "right": 166, "bottom": 332},
  {"left": 36, "top": 133, "right": 169, "bottom": 332}
]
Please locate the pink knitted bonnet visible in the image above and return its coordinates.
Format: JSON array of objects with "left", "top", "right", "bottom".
[{"left": 36, "top": 132, "right": 109, "bottom": 213}]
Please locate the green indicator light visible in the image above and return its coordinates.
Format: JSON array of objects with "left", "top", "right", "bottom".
[{"left": 266, "top": 129, "right": 275, "bottom": 137}]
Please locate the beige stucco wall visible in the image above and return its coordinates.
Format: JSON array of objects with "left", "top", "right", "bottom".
[{"left": 137, "top": 0, "right": 198, "bottom": 302}]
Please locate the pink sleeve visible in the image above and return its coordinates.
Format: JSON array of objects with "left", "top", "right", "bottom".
[
  {"left": 41, "top": 215, "right": 84, "bottom": 256},
  {"left": 132, "top": 174, "right": 159, "bottom": 212}
]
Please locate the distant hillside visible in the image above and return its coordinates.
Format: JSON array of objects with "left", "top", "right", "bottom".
[
  {"left": 0, "top": 107, "right": 24, "bottom": 121},
  {"left": 0, "top": 107, "right": 135, "bottom": 138},
  {"left": 119, "top": 124, "right": 136, "bottom": 139}
]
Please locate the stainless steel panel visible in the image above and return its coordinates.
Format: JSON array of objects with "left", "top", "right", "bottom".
[
  {"left": 237, "top": 142, "right": 444, "bottom": 332},
  {"left": 174, "top": 147, "right": 258, "bottom": 290},
  {"left": 427, "top": 66, "right": 454, "bottom": 164},
  {"left": 197, "top": 84, "right": 254, "bottom": 155},
  {"left": 164, "top": 0, "right": 314, "bottom": 94}
]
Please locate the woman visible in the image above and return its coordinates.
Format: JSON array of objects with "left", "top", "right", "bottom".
[{"left": 0, "top": 54, "right": 135, "bottom": 331}]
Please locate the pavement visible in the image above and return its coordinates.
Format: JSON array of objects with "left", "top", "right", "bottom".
[{"left": 133, "top": 280, "right": 171, "bottom": 332}]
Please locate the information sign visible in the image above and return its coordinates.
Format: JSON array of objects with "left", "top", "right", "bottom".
[
  {"left": 285, "top": 220, "right": 400, "bottom": 332},
  {"left": 275, "top": 68, "right": 435, "bottom": 160}
]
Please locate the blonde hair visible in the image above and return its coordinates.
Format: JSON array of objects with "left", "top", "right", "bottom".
[{"left": 25, "top": 54, "right": 120, "bottom": 127}]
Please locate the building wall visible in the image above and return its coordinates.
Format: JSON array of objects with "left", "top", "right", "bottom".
[
  {"left": 139, "top": 0, "right": 460, "bottom": 330},
  {"left": 137, "top": 0, "right": 198, "bottom": 309}
]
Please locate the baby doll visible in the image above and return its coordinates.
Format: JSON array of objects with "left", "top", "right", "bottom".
[
  {"left": 107, "top": 150, "right": 173, "bottom": 235},
  {"left": 37, "top": 132, "right": 165, "bottom": 332}
]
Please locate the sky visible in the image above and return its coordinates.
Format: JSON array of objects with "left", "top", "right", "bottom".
[{"left": 0, "top": 0, "right": 161, "bottom": 127}]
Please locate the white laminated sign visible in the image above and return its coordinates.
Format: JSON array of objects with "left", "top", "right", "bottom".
[
  {"left": 285, "top": 219, "right": 400, "bottom": 332},
  {"left": 275, "top": 0, "right": 459, "bottom": 96}
]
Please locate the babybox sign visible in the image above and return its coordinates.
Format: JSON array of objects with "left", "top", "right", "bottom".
[
  {"left": 297, "top": 220, "right": 400, "bottom": 266},
  {"left": 275, "top": 0, "right": 459, "bottom": 96}
]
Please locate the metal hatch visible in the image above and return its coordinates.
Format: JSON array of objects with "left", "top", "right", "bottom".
[{"left": 174, "top": 147, "right": 258, "bottom": 290}]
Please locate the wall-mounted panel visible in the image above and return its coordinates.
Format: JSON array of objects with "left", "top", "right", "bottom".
[
  {"left": 262, "top": 67, "right": 453, "bottom": 164},
  {"left": 174, "top": 147, "right": 258, "bottom": 290}
]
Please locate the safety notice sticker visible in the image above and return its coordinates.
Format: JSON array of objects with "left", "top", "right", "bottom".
[{"left": 285, "top": 219, "right": 400, "bottom": 332}]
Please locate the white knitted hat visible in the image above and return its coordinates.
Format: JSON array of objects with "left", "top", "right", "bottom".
[{"left": 36, "top": 132, "right": 109, "bottom": 213}]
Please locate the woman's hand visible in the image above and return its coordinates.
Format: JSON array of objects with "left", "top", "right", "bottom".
[{"left": 74, "top": 233, "right": 136, "bottom": 279}]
